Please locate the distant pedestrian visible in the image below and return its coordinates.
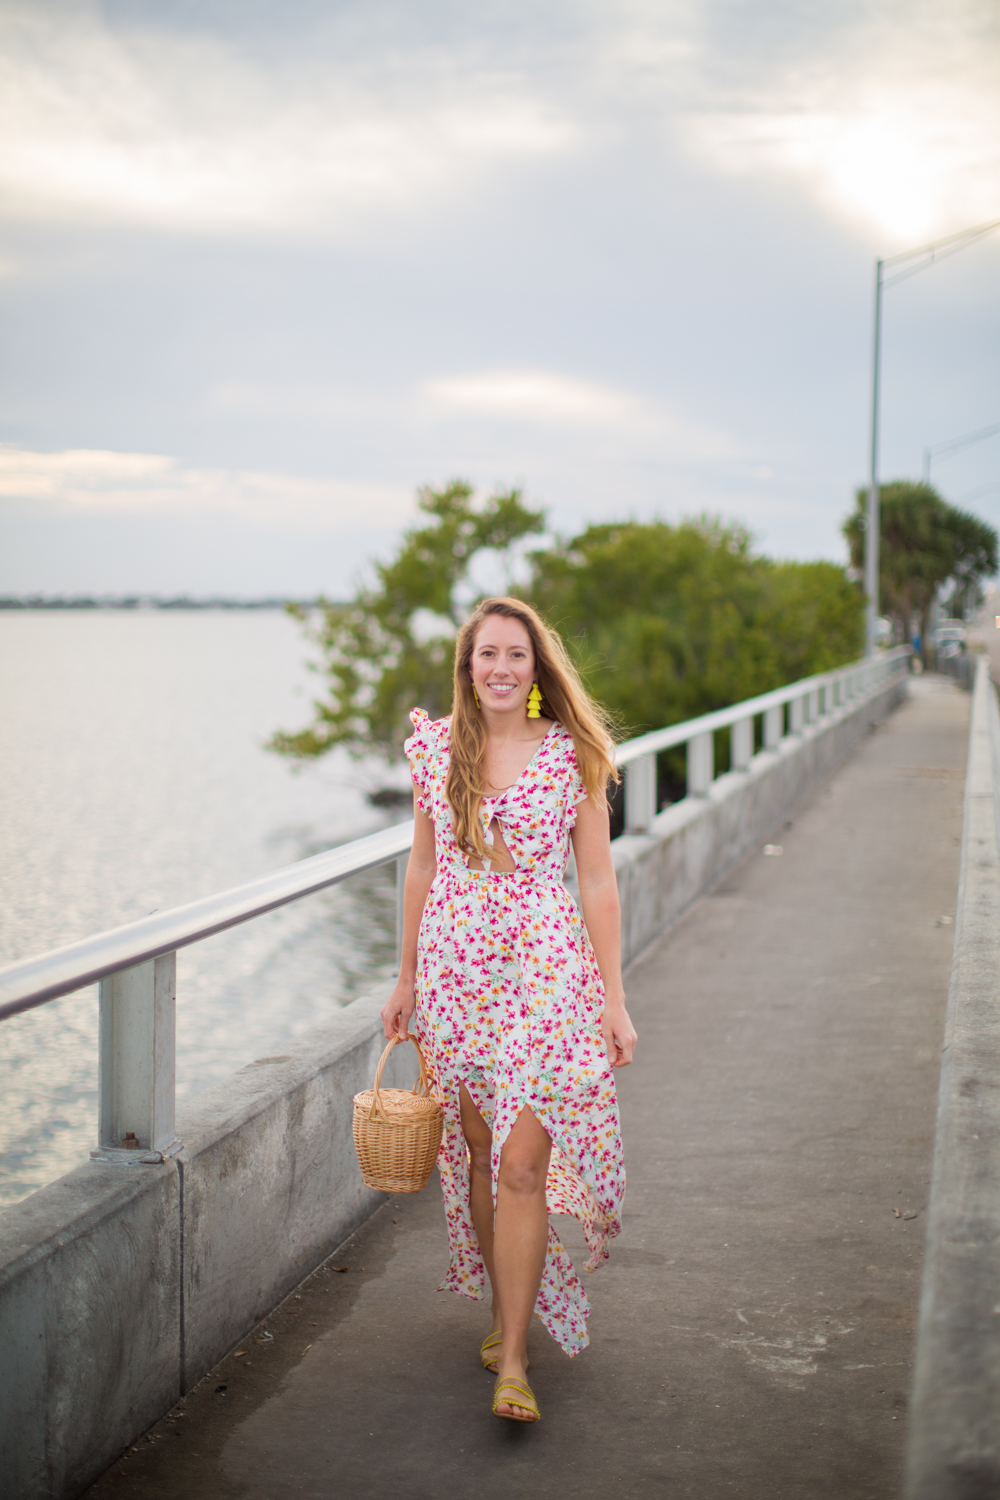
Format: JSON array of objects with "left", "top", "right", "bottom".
[{"left": 381, "top": 596, "right": 636, "bottom": 1423}]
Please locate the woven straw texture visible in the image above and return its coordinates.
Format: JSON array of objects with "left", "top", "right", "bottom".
[{"left": 353, "top": 1034, "right": 444, "bottom": 1193}]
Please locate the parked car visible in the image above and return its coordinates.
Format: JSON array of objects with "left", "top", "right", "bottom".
[{"left": 934, "top": 620, "right": 967, "bottom": 660}]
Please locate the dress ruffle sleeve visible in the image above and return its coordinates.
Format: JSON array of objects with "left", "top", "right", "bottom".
[
  {"left": 564, "top": 741, "right": 589, "bottom": 831},
  {"left": 403, "top": 707, "right": 437, "bottom": 817}
]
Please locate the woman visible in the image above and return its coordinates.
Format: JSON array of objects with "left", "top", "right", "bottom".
[{"left": 381, "top": 597, "right": 637, "bottom": 1423}]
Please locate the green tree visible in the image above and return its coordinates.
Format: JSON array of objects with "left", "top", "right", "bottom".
[
  {"left": 273, "top": 505, "right": 864, "bottom": 771},
  {"left": 525, "top": 518, "right": 863, "bottom": 734},
  {"left": 269, "top": 480, "right": 544, "bottom": 761},
  {"left": 843, "top": 482, "right": 997, "bottom": 657}
]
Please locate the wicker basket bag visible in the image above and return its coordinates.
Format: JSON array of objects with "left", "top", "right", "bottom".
[{"left": 353, "top": 1033, "right": 444, "bottom": 1193}]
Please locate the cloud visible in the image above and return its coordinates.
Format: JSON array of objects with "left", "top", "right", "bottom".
[
  {"left": 421, "top": 369, "right": 744, "bottom": 468},
  {"left": 0, "top": 446, "right": 173, "bottom": 500},
  {"left": 422, "top": 370, "right": 638, "bottom": 424},
  {"left": 678, "top": 2, "right": 1000, "bottom": 243},
  {"left": 206, "top": 368, "right": 743, "bottom": 466},
  {"left": 3, "top": 1, "right": 997, "bottom": 249},
  {"left": 691, "top": 95, "right": 1000, "bottom": 247},
  {"left": 0, "top": 444, "right": 412, "bottom": 530},
  {"left": 0, "top": 5, "right": 573, "bottom": 233}
]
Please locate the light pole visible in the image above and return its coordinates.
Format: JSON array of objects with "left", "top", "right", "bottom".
[{"left": 864, "top": 216, "right": 1000, "bottom": 655}]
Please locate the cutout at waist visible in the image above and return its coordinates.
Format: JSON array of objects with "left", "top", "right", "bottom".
[{"left": 467, "top": 815, "right": 517, "bottom": 874}]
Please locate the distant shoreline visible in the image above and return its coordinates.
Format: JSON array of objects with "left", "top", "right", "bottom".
[{"left": 0, "top": 596, "right": 329, "bottom": 611}]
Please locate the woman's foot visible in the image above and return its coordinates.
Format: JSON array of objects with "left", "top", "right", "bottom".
[
  {"left": 493, "top": 1354, "right": 537, "bottom": 1421},
  {"left": 480, "top": 1325, "right": 503, "bottom": 1373}
]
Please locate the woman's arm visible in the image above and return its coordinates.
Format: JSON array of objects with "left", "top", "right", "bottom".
[
  {"left": 380, "top": 788, "right": 437, "bottom": 1040},
  {"left": 571, "top": 794, "right": 638, "bottom": 1067}
]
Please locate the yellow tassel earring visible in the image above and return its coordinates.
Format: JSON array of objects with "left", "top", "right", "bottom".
[
  {"left": 527, "top": 682, "right": 542, "bottom": 719},
  {"left": 472, "top": 684, "right": 480, "bottom": 707}
]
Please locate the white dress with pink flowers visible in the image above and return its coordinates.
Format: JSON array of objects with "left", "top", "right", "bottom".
[{"left": 404, "top": 707, "right": 625, "bottom": 1356}]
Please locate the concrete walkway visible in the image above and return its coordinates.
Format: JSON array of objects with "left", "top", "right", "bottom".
[{"left": 86, "top": 676, "right": 969, "bottom": 1500}]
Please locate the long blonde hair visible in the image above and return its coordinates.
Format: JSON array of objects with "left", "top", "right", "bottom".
[{"left": 446, "top": 597, "right": 619, "bottom": 859}]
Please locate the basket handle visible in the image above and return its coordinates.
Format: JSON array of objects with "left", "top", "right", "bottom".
[{"left": 368, "top": 1033, "right": 434, "bottom": 1121}]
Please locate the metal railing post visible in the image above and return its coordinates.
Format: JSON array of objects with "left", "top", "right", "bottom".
[
  {"left": 731, "top": 716, "right": 753, "bottom": 772},
  {"left": 625, "top": 753, "right": 657, "bottom": 832},
  {"left": 687, "top": 732, "right": 713, "bottom": 796},
  {"left": 763, "top": 704, "right": 783, "bottom": 750},
  {"left": 93, "top": 953, "right": 179, "bottom": 1163},
  {"left": 789, "top": 695, "right": 805, "bottom": 734},
  {"left": 395, "top": 852, "right": 409, "bottom": 971}
]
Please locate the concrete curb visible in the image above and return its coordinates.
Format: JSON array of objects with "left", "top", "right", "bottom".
[{"left": 906, "top": 656, "right": 1000, "bottom": 1498}]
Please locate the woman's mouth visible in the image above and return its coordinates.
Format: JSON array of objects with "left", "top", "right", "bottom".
[{"left": 485, "top": 682, "right": 516, "bottom": 696}]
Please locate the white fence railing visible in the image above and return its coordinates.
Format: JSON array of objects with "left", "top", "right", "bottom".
[
  {"left": 616, "top": 645, "right": 909, "bottom": 829},
  {"left": 0, "top": 646, "right": 910, "bottom": 1166}
]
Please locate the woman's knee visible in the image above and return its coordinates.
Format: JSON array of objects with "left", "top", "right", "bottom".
[
  {"left": 458, "top": 1082, "right": 492, "bottom": 1175},
  {"left": 467, "top": 1142, "right": 493, "bottom": 1178},
  {"left": 498, "top": 1150, "right": 548, "bottom": 1198}
]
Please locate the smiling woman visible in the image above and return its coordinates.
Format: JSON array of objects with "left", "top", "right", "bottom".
[
  {"left": 446, "top": 599, "right": 618, "bottom": 863},
  {"left": 380, "top": 595, "right": 635, "bottom": 1425}
]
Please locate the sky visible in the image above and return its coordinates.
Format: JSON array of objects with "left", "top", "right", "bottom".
[{"left": 1, "top": 0, "right": 999, "bottom": 597}]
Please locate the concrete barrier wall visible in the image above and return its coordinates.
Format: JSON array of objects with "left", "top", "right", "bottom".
[
  {"left": 0, "top": 1161, "right": 180, "bottom": 1500},
  {"left": 0, "top": 997, "right": 413, "bottom": 1500},
  {"left": 905, "top": 658, "right": 1000, "bottom": 1499},
  {"left": 0, "top": 669, "right": 907, "bottom": 1500}
]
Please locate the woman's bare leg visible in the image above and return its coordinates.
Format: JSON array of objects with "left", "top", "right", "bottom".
[
  {"left": 458, "top": 1082, "right": 501, "bottom": 1336},
  {"left": 493, "top": 1105, "right": 551, "bottom": 1416}
]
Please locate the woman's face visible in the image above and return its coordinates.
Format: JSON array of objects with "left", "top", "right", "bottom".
[{"left": 469, "top": 615, "right": 536, "bottom": 717}]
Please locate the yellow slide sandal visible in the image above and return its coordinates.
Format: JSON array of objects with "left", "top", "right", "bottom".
[{"left": 492, "top": 1375, "right": 541, "bottom": 1423}]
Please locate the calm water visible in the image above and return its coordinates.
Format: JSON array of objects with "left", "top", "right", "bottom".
[{"left": 0, "top": 611, "right": 405, "bottom": 1208}]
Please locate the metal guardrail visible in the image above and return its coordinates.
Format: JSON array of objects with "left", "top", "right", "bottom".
[
  {"left": 0, "top": 645, "right": 910, "bottom": 1165},
  {"left": 936, "top": 648, "right": 977, "bottom": 693},
  {"left": 0, "top": 822, "right": 415, "bottom": 1022},
  {"left": 617, "top": 645, "right": 910, "bottom": 831}
]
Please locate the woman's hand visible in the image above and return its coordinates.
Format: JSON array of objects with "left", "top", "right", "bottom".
[
  {"left": 381, "top": 978, "right": 417, "bottom": 1040},
  {"left": 602, "top": 995, "right": 637, "bottom": 1068}
]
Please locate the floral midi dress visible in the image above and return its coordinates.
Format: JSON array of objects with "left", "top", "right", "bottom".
[{"left": 404, "top": 707, "right": 625, "bottom": 1356}]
